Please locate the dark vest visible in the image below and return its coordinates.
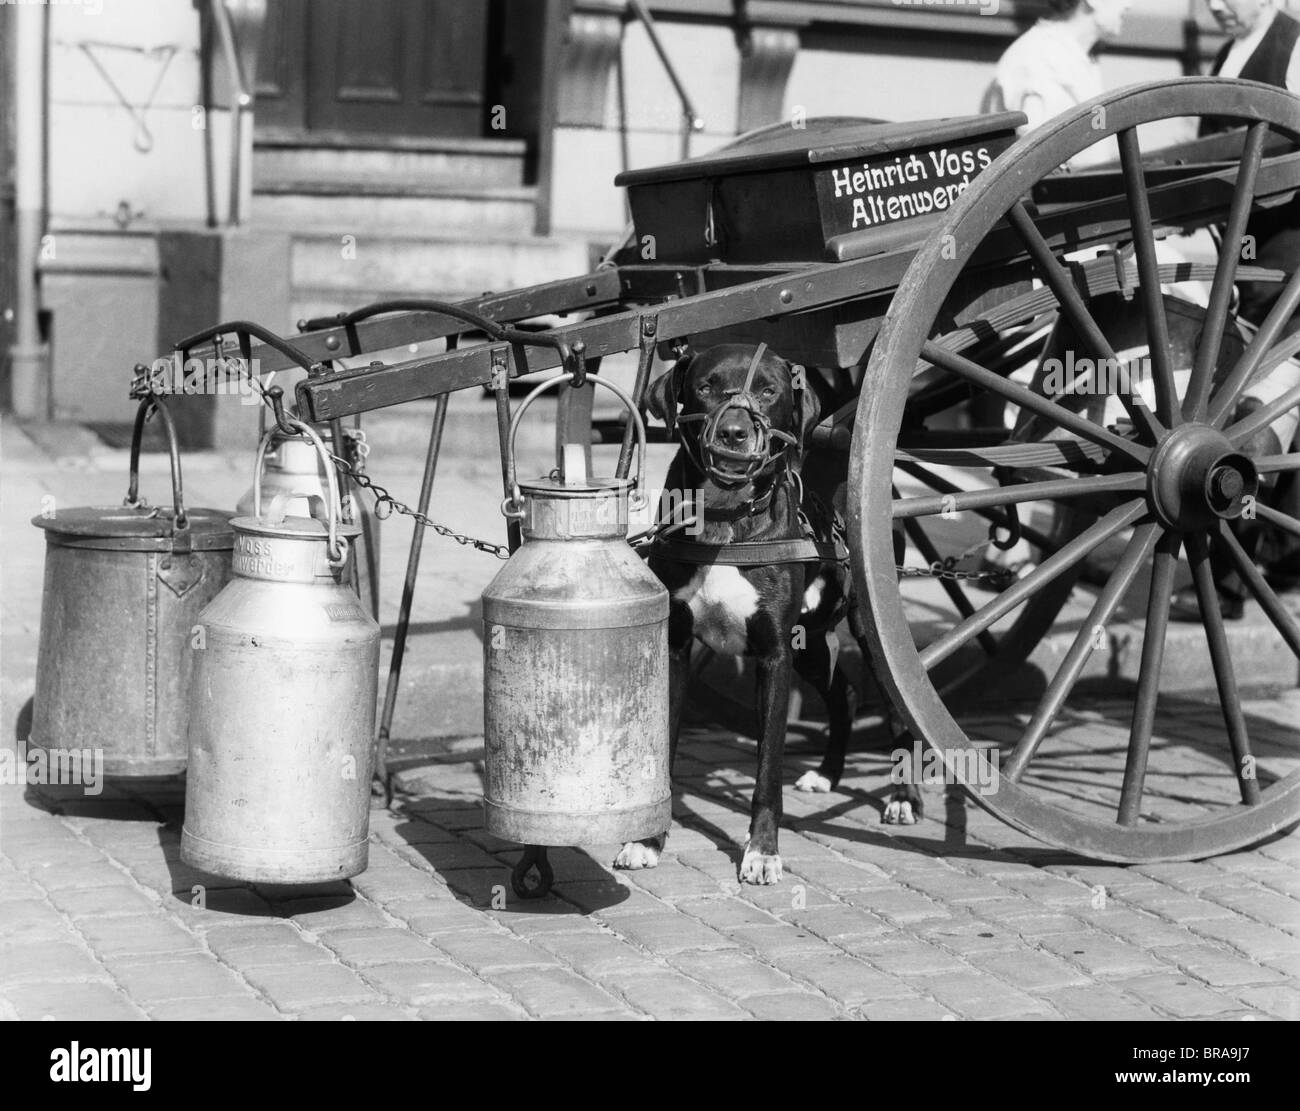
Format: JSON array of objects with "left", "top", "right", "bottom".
[{"left": 1200, "top": 12, "right": 1300, "bottom": 135}]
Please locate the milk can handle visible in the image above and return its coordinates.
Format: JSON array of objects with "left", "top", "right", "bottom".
[
  {"left": 502, "top": 374, "right": 648, "bottom": 518},
  {"left": 252, "top": 419, "right": 347, "bottom": 567},
  {"left": 124, "top": 395, "right": 188, "bottom": 532}
]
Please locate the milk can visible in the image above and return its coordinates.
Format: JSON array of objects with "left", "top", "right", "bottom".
[
  {"left": 235, "top": 423, "right": 380, "bottom": 621},
  {"left": 181, "top": 420, "right": 380, "bottom": 883},
  {"left": 482, "top": 374, "right": 670, "bottom": 854},
  {"left": 28, "top": 396, "right": 233, "bottom": 775}
]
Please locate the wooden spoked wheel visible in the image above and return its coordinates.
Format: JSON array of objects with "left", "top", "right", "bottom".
[{"left": 852, "top": 79, "right": 1300, "bottom": 861}]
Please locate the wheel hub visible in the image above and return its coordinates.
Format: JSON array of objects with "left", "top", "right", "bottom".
[{"left": 1147, "top": 423, "right": 1259, "bottom": 531}]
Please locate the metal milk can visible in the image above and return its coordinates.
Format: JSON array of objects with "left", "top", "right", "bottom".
[
  {"left": 234, "top": 422, "right": 381, "bottom": 621},
  {"left": 29, "top": 396, "right": 233, "bottom": 776},
  {"left": 482, "top": 374, "right": 670, "bottom": 846},
  {"left": 181, "top": 420, "right": 380, "bottom": 883}
]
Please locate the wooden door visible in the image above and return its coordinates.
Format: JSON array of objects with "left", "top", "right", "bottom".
[{"left": 255, "top": 0, "right": 490, "bottom": 138}]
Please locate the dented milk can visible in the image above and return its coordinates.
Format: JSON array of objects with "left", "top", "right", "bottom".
[
  {"left": 181, "top": 420, "right": 380, "bottom": 883},
  {"left": 482, "top": 374, "right": 670, "bottom": 851},
  {"left": 29, "top": 396, "right": 233, "bottom": 775}
]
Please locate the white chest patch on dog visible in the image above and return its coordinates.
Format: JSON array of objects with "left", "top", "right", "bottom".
[{"left": 674, "top": 565, "right": 758, "bottom": 656}]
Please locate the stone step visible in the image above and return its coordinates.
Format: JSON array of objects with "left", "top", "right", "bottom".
[
  {"left": 253, "top": 135, "right": 528, "bottom": 191},
  {"left": 288, "top": 234, "right": 590, "bottom": 320},
  {"left": 252, "top": 187, "right": 538, "bottom": 237}
]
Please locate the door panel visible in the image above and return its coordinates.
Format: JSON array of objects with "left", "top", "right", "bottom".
[
  {"left": 307, "top": 0, "right": 488, "bottom": 136},
  {"left": 254, "top": 0, "right": 307, "bottom": 129}
]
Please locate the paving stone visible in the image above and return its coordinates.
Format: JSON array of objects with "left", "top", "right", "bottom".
[
  {"left": 740, "top": 880, "right": 836, "bottom": 915},
  {"left": 1119, "top": 887, "right": 1239, "bottom": 923},
  {"left": 350, "top": 865, "right": 451, "bottom": 904},
  {"left": 166, "top": 887, "right": 274, "bottom": 922},
  {"left": 840, "top": 887, "right": 953, "bottom": 924},
  {"left": 386, "top": 895, "right": 496, "bottom": 934},
  {"left": 1121, "top": 973, "right": 1244, "bottom": 1018},
  {"left": 854, "top": 997, "right": 954, "bottom": 1021},
  {"left": 77, "top": 914, "right": 201, "bottom": 959},
  {"left": 1038, "top": 984, "right": 1164, "bottom": 1021},
  {"left": 528, "top": 931, "right": 659, "bottom": 978},
  {"left": 1187, "top": 918, "right": 1298, "bottom": 959},
  {"left": 923, "top": 972, "right": 1056, "bottom": 1020},
  {"left": 842, "top": 937, "right": 972, "bottom": 976},
  {"left": 147, "top": 997, "right": 283, "bottom": 1021},
  {"left": 599, "top": 969, "right": 748, "bottom": 1020},
  {"left": 891, "top": 870, "right": 1005, "bottom": 904},
  {"left": 44, "top": 884, "right": 161, "bottom": 919},
  {"left": 292, "top": 1002, "right": 416, "bottom": 1021},
  {"left": 0, "top": 939, "right": 104, "bottom": 984},
  {"left": 562, "top": 880, "right": 665, "bottom": 917},
  {"left": 781, "top": 855, "right": 892, "bottom": 890},
  {"left": 112, "top": 955, "right": 251, "bottom": 1003},
  {"left": 606, "top": 912, "right": 738, "bottom": 953},
  {"left": 1234, "top": 983, "right": 1300, "bottom": 1021},
  {"left": 486, "top": 966, "right": 627, "bottom": 1019},
  {"left": 0, "top": 897, "right": 75, "bottom": 939},
  {"left": 743, "top": 991, "right": 848, "bottom": 1021},
  {"left": 910, "top": 916, "right": 1023, "bottom": 955},
  {"left": 727, "top": 923, "right": 835, "bottom": 958},
  {"left": 773, "top": 952, "right": 916, "bottom": 1005},
  {"left": 274, "top": 896, "right": 394, "bottom": 933},
  {"left": 673, "top": 896, "right": 783, "bottom": 933},
  {"left": 1200, "top": 889, "right": 1300, "bottom": 935},
  {"left": 1038, "top": 932, "right": 1170, "bottom": 977},
  {"left": 242, "top": 962, "right": 382, "bottom": 1008},
  {"left": 318, "top": 927, "right": 448, "bottom": 967},
  {"left": 1153, "top": 944, "right": 1287, "bottom": 988},
  {"left": 1, "top": 979, "right": 147, "bottom": 1021},
  {"left": 785, "top": 903, "right": 891, "bottom": 940},
  {"left": 1000, "top": 912, "right": 1089, "bottom": 938},
  {"left": 360, "top": 960, "right": 502, "bottom": 1006},
  {"left": 26, "top": 862, "right": 136, "bottom": 892},
  {"left": 417, "top": 1001, "right": 528, "bottom": 1021},
  {"left": 619, "top": 861, "right": 726, "bottom": 900},
  {"left": 967, "top": 949, "right": 1089, "bottom": 991},
  {"left": 669, "top": 949, "right": 799, "bottom": 999},
  {"left": 432, "top": 930, "right": 564, "bottom": 972}
]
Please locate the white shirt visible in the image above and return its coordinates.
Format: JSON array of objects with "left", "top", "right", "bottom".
[
  {"left": 1216, "top": 9, "right": 1300, "bottom": 93},
  {"left": 986, "top": 20, "right": 1114, "bottom": 169}
]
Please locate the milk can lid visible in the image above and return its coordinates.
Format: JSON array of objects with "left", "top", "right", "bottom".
[
  {"left": 31, "top": 505, "right": 234, "bottom": 551},
  {"left": 231, "top": 514, "right": 363, "bottom": 541}
]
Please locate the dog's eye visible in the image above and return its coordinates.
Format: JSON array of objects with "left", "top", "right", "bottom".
[
  {"left": 761, "top": 386, "right": 776, "bottom": 398},
  {"left": 697, "top": 383, "right": 711, "bottom": 396}
]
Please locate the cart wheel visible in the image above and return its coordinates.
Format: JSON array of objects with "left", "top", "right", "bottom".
[{"left": 852, "top": 79, "right": 1300, "bottom": 862}]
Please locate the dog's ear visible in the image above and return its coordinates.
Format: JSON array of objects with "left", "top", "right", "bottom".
[
  {"left": 645, "top": 354, "right": 691, "bottom": 436},
  {"left": 791, "top": 363, "right": 821, "bottom": 450}
]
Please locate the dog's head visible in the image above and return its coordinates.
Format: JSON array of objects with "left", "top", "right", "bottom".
[{"left": 645, "top": 343, "right": 819, "bottom": 486}]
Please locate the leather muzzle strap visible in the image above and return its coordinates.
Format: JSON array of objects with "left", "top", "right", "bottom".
[{"left": 652, "top": 535, "right": 848, "bottom": 566}]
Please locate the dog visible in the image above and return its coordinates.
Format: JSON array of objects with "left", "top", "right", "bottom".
[{"left": 613, "top": 342, "right": 920, "bottom": 885}]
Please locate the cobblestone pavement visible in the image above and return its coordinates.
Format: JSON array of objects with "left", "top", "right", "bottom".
[
  {"left": 3, "top": 697, "right": 1299, "bottom": 1022},
  {"left": 2, "top": 417, "right": 1298, "bottom": 1020}
]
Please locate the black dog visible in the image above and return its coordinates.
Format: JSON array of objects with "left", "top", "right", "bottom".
[{"left": 613, "top": 343, "right": 919, "bottom": 885}]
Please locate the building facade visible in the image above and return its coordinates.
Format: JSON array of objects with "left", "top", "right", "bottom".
[{"left": 1, "top": 0, "right": 1225, "bottom": 447}]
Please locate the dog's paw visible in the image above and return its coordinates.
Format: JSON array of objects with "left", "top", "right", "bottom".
[
  {"left": 739, "top": 846, "right": 783, "bottom": 885},
  {"left": 614, "top": 839, "right": 662, "bottom": 870},
  {"left": 794, "top": 769, "right": 834, "bottom": 793},
  {"left": 882, "top": 798, "right": 919, "bottom": 825}
]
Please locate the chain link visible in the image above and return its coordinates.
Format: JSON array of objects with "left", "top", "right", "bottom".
[
  {"left": 329, "top": 439, "right": 511, "bottom": 560},
  {"left": 324, "top": 440, "right": 1021, "bottom": 578}
]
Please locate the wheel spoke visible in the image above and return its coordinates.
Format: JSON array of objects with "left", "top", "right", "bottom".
[
  {"left": 1253, "top": 501, "right": 1300, "bottom": 541},
  {"left": 1185, "top": 121, "right": 1269, "bottom": 421},
  {"left": 893, "top": 485, "right": 998, "bottom": 656},
  {"left": 1208, "top": 268, "right": 1300, "bottom": 425},
  {"left": 920, "top": 341, "right": 1150, "bottom": 466},
  {"left": 1005, "top": 522, "right": 1160, "bottom": 783},
  {"left": 1256, "top": 452, "right": 1300, "bottom": 474},
  {"left": 1118, "top": 129, "right": 1177, "bottom": 427},
  {"left": 1216, "top": 520, "right": 1300, "bottom": 656},
  {"left": 1186, "top": 534, "right": 1262, "bottom": 806},
  {"left": 1007, "top": 201, "right": 1164, "bottom": 444},
  {"left": 893, "top": 473, "right": 1145, "bottom": 520},
  {"left": 919, "top": 499, "right": 1147, "bottom": 670},
  {"left": 1225, "top": 380, "right": 1300, "bottom": 448},
  {"left": 1118, "top": 534, "right": 1181, "bottom": 826},
  {"left": 894, "top": 460, "right": 1060, "bottom": 552}
]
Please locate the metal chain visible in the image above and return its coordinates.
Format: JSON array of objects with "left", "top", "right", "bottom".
[{"left": 329, "top": 440, "right": 511, "bottom": 560}]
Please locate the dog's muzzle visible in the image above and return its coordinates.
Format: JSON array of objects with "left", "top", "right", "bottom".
[
  {"left": 675, "top": 344, "right": 797, "bottom": 487},
  {"left": 680, "top": 396, "right": 795, "bottom": 486}
]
